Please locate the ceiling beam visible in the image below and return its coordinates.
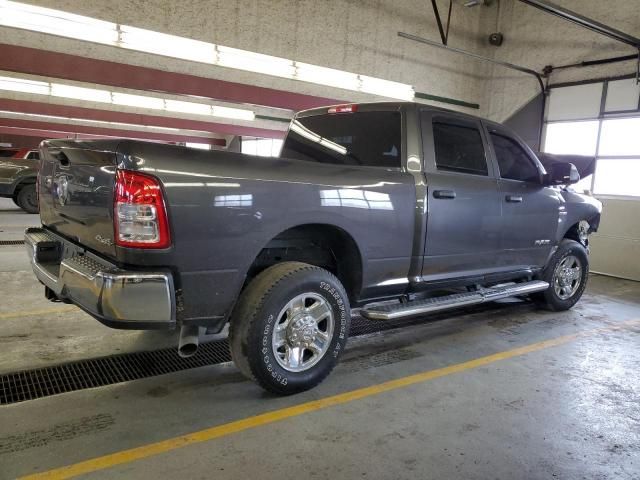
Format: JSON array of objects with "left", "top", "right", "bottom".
[{"left": 0, "top": 44, "right": 341, "bottom": 112}]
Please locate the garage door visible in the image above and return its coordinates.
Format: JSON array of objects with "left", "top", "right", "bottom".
[{"left": 542, "top": 77, "right": 640, "bottom": 281}]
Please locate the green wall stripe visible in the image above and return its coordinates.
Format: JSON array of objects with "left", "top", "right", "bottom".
[{"left": 414, "top": 92, "right": 479, "bottom": 110}]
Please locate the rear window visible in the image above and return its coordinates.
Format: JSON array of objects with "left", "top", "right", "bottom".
[{"left": 281, "top": 110, "right": 401, "bottom": 168}]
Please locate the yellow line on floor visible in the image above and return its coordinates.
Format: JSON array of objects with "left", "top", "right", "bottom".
[
  {"left": 0, "top": 306, "right": 78, "bottom": 320},
  {"left": 19, "top": 318, "right": 640, "bottom": 480}
]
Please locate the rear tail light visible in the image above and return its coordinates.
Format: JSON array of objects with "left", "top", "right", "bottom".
[{"left": 114, "top": 170, "right": 171, "bottom": 249}]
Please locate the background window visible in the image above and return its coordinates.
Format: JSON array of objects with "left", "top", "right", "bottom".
[
  {"left": 432, "top": 120, "right": 487, "bottom": 175},
  {"left": 490, "top": 133, "right": 540, "bottom": 182},
  {"left": 593, "top": 158, "right": 640, "bottom": 196},
  {"left": 281, "top": 111, "right": 401, "bottom": 168},
  {"left": 543, "top": 121, "right": 599, "bottom": 156},
  {"left": 242, "top": 137, "right": 283, "bottom": 157},
  {"left": 598, "top": 118, "right": 640, "bottom": 157}
]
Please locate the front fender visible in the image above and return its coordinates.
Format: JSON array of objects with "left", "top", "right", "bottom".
[{"left": 556, "top": 189, "right": 602, "bottom": 242}]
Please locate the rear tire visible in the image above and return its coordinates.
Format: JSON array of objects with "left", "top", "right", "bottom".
[
  {"left": 229, "top": 262, "right": 350, "bottom": 395},
  {"left": 535, "top": 239, "right": 589, "bottom": 311},
  {"left": 16, "top": 184, "right": 38, "bottom": 214}
]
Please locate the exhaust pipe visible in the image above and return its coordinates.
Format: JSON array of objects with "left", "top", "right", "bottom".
[{"left": 178, "top": 325, "right": 204, "bottom": 358}]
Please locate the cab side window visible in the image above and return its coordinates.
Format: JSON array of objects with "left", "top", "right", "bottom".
[
  {"left": 27, "top": 151, "right": 40, "bottom": 160},
  {"left": 490, "top": 133, "right": 540, "bottom": 182},
  {"left": 432, "top": 118, "right": 488, "bottom": 176}
]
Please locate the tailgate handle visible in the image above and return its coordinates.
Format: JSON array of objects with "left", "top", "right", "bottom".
[
  {"left": 433, "top": 189, "right": 456, "bottom": 199},
  {"left": 51, "top": 150, "right": 70, "bottom": 166},
  {"left": 505, "top": 195, "right": 523, "bottom": 203}
]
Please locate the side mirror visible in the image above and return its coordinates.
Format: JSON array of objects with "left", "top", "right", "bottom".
[{"left": 545, "top": 162, "right": 580, "bottom": 185}]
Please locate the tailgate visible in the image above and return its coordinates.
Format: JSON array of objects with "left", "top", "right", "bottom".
[{"left": 39, "top": 139, "right": 120, "bottom": 258}]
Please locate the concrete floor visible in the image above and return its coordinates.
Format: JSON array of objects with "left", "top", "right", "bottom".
[{"left": 1, "top": 197, "right": 639, "bottom": 479}]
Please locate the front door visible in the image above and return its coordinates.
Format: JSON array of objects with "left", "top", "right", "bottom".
[
  {"left": 420, "top": 111, "right": 503, "bottom": 281},
  {"left": 484, "top": 123, "right": 560, "bottom": 269}
]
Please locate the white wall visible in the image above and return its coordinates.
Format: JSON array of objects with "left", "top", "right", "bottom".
[{"left": 590, "top": 198, "right": 640, "bottom": 281}]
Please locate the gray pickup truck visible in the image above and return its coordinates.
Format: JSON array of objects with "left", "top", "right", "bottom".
[
  {"left": 0, "top": 148, "right": 40, "bottom": 213},
  {"left": 25, "top": 102, "right": 602, "bottom": 394}
]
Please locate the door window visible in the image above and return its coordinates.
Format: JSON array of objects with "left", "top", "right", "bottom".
[
  {"left": 490, "top": 133, "right": 540, "bottom": 182},
  {"left": 432, "top": 119, "right": 488, "bottom": 176}
]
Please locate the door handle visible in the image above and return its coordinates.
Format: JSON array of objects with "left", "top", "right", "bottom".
[
  {"left": 505, "top": 195, "right": 523, "bottom": 203},
  {"left": 433, "top": 189, "right": 456, "bottom": 199}
]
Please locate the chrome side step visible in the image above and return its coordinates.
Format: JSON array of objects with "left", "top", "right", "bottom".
[{"left": 360, "top": 280, "right": 549, "bottom": 321}]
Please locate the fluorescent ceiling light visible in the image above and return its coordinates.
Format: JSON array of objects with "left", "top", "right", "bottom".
[
  {"left": 295, "top": 62, "right": 360, "bottom": 91},
  {"left": 216, "top": 46, "right": 295, "bottom": 78},
  {"left": 0, "top": 74, "right": 256, "bottom": 121},
  {"left": 0, "top": 1, "right": 416, "bottom": 101},
  {"left": 0, "top": 0, "right": 118, "bottom": 44},
  {"left": 0, "top": 75, "right": 49, "bottom": 95},
  {"left": 50, "top": 84, "right": 112, "bottom": 103},
  {"left": 359, "top": 75, "right": 415, "bottom": 101},
  {"left": 212, "top": 105, "right": 255, "bottom": 121},
  {"left": 165, "top": 99, "right": 212, "bottom": 116},
  {"left": 119, "top": 25, "right": 216, "bottom": 64},
  {"left": 0, "top": 110, "right": 219, "bottom": 137},
  {"left": 112, "top": 92, "right": 165, "bottom": 110}
]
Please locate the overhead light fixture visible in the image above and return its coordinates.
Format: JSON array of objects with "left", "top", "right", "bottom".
[
  {"left": 359, "top": 75, "right": 415, "bottom": 101},
  {"left": 0, "top": 110, "right": 221, "bottom": 137},
  {"left": 0, "top": 0, "right": 416, "bottom": 101},
  {"left": 216, "top": 46, "right": 295, "bottom": 78},
  {"left": 119, "top": 25, "right": 216, "bottom": 64},
  {"left": 295, "top": 62, "right": 361, "bottom": 91},
  {"left": 0, "top": 0, "right": 118, "bottom": 44},
  {"left": 164, "top": 99, "right": 212, "bottom": 116},
  {"left": 112, "top": 92, "right": 165, "bottom": 110},
  {"left": 0, "top": 76, "right": 49, "bottom": 95},
  {"left": 50, "top": 84, "right": 112, "bottom": 103},
  {"left": 0, "top": 75, "right": 256, "bottom": 121}
]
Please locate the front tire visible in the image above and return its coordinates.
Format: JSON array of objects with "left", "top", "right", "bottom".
[
  {"left": 536, "top": 239, "right": 589, "bottom": 311},
  {"left": 229, "top": 262, "right": 351, "bottom": 395},
  {"left": 17, "top": 184, "right": 38, "bottom": 214}
]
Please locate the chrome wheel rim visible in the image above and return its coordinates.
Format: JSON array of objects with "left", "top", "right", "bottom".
[
  {"left": 25, "top": 190, "right": 38, "bottom": 209},
  {"left": 272, "top": 292, "right": 334, "bottom": 373},
  {"left": 553, "top": 255, "right": 582, "bottom": 300}
]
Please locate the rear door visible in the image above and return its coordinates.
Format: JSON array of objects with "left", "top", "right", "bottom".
[
  {"left": 420, "top": 111, "right": 502, "bottom": 281},
  {"left": 484, "top": 123, "right": 560, "bottom": 268}
]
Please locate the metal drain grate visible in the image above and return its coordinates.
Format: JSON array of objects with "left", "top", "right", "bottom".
[
  {"left": 0, "top": 340, "right": 231, "bottom": 405},
  {"left": 0, "top": 240, "right": 24, "bottom": 246},
  {"left": 0, "top": 302, "right": 509, "bottom": 405}
]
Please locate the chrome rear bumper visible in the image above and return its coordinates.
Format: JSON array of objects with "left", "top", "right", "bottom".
[{"left": 25, "top": 227, "right": 175, "bottom": 329}]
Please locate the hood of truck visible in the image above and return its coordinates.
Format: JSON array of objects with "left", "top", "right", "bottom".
[{"left": 536, "top": 152, "right": 596, "bottom": 179}]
